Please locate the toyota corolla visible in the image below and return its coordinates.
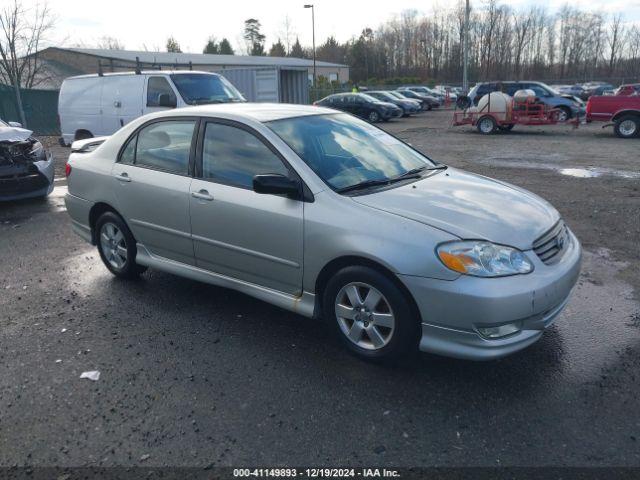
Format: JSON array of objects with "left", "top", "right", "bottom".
[{"left": 64, "top": 104, "right": 581, "bottom": 361}]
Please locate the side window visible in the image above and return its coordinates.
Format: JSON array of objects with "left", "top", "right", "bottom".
[
  {"left": 120, "top": 135, "right": 136, "bottom": 164},
  {"left": 147, "top": 77, "right": 177, "bottom": 107},
  {"left": 134, "top": 120, "right": 195, "bottom": 175},
  {"left": 201, "top": 123, "right": 289, "bottom": 189}
]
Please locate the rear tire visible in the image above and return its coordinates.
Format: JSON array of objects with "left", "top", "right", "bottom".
[
  {"left": 74, "top": 130, "right": 93, "bottom": 141},
  {"left": 477, "top": 116, "right": 497, "bottom": 134},
  {"left": 614, "top": 115, "right": 640, "bottom": 139},
  {"left": 323, "top": 266, "right": 420, "bottom": 362},
  {"left": 95, "top": 212, "right": 147, "bottom": 279}
]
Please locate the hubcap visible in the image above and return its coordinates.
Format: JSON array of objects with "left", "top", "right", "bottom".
[
  {"left": 619, "top": 120, "right": 636, "bottom": 137},
  {"left": 369, "top": 112, "right": 379, "bottom": 122},
  {"left": 100, "top": 222, "right": 127, "bottom": 269},
  {"left": 558, "top": 110, "right": 569, "bottom": 122},
  {"left": 335, "top": 282, "right": 395, "bottom": 350}
]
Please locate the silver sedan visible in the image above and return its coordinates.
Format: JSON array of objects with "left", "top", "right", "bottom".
[{"left": 65, "top": 104, "right": 581, "bottom": 361}]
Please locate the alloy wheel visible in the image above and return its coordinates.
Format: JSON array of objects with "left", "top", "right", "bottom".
[
  {"left": 369, "top": 111, "right": 380, "bottom": 122},
  {"left": 335, "top": 282, "right": 395, "bottom": 350},
  {"left": 100, "top": 222, "right": 128, "bottom": 270}
]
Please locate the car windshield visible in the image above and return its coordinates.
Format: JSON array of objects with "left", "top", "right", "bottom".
[
  {"left": 387, "top": 92, "right": 405, "bottom": 99},
  {"left": 267, "top": 113, "right": 436, "bottom": 192},
  {"left": 170, "top": 73, "right": 246, "bottom": 105}
]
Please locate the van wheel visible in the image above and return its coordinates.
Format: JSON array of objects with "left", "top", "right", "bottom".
[
  {"left": 75, "top": 130, "right": 93, "bottom": 141},
  {"left": 323, "top": 266, "right": 419, "bottom": 362},
  {"left": 477, "top": 116, "right": 497, "bottom": 134},
  {"left": 95, "top": 212, "right": 146, "bottom": 279},
  {"left": 614, "top": 115, "right": 640, "bottom": 138}
]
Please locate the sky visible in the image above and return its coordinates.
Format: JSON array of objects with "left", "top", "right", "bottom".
[{"left": 22, "top": 0, "right": 640, "bottom": 54}]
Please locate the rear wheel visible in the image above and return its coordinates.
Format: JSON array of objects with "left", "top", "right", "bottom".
[
  {"left": 74, "top": 130, "right": 93, "bottom": 141},
  {"left": 614, "top": 115, "right": 640, "bottom": 138},
  {"left": 96, "top": 212, "right": 146, "bottom": 279},
  {"left": 477, "top": 115, "right": 497, "bottom": 134},
  {"left": 368, "top": 110, "right": 381, "bottom": 123},
  {"left": 323, "top": 266, "right": 419, "bottom": 362}
]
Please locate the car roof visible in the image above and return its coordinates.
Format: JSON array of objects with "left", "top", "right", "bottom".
[{"left": 157, "top": 103, "right": 336, "bottom": 122}]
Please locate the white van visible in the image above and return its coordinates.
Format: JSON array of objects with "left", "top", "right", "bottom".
[{"left": 58, "top": 70, "right": 245, "bottom": 145}]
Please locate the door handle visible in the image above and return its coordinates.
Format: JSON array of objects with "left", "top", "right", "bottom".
[
  {"left": 191, "top": 189, "right": 214, "bottom": 201},
  {"left": 114, "top": 172, "right": 131, "bottom": 182}
]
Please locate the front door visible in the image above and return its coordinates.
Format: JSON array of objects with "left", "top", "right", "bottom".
[
  {"left": 189, "top": 120, "right": 304, "bottom": 295},
  {"left": 112, "top": 118, "right": 197, "bottom": 265}
]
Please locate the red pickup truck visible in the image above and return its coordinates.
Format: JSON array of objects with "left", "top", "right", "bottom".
[{"left": 586, "top": 95, "right": 640, "bottom": 138}]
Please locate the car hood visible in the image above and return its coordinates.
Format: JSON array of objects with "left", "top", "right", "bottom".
[
  {"left": 352, "top": 168, "right": 559, "bottom": 250},
  {"left": 0, "top": 125, "right": 33, "bottom": 143}
]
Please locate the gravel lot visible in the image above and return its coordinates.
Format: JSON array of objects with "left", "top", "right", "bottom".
[{"left": 1, "top": 110, "right": 639, "bottom": 469}]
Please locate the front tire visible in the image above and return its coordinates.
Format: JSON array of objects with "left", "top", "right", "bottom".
[
  {"left": 323, "top": 266, "right": 419, "bottom": 361},
  {"left": 556, "top": 106, "right": 571, "bottom": 122},
  {"left": 96, "top": 212, "right": 146, "bottom": 279},
  {"left": 614, "top": 115, "right": 640, "bottom": 138},
  {"left": 368, "top": 110, "right": 381, "bottom": 123}
]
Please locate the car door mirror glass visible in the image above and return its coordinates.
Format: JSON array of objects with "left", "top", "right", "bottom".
[{"left": 253, "top": 174, "right": 301, "bottom": 198}]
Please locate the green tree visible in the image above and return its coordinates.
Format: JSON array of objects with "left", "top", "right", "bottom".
[
  {"left": 166, "top": 36, "right": 182, "bottom": 53},
  {"left": 219, "top": 38, "right": 235, "bottom": 55},
  {"left": 244, "top": 18, "right": 266, "bottom": 56},
  {"left": 289, "top": 37, "right": 305, "bottom": 58},
  {"left": 203, "top": 36, "right": 219, "bottom": 54},
  {"left": 269, "top": 39, "right": 287, "bottom": 57}
]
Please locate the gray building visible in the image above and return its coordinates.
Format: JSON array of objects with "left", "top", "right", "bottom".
[{"left": 34, "top": 47, "right": 349, "bottom": 104}]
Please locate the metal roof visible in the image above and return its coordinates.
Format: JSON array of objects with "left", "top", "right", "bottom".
[{"left": 63, "top": 47, "right": 347, "bottom": 69}]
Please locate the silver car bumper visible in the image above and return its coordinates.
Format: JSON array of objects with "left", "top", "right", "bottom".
[{"left": 400, "top": 230, "right": 582, "bottom": 360}]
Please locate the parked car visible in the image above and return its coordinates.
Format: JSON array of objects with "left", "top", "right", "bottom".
[
  {"left": 467, "top": 81, "right": 584, "bottom": 121},
  {"left": 551, "top": 84, "right": 585, "bottom": 97},
  {"left": 614, "top": 83, "right": 640, "bottom": 96},
  {"left": 58, "top": 70, "right": 246, "bottom": 145},
  {"left": 366, "top": 91, "right": 420, "bottom": 116},
  {"left": 65, "top": 104, "right": 581, "bottom": 361},
  {"left": 586, "top": 94, "right": 640, "bottom": 138},
  {"left": 0, "top": 119, "right": 54, "bottom": 201},
  {"left": 433, "top": 85, "right": 458, "bottom": 101},
  {"left": 400, "top": 86, "right": 446, "bottom": 103},
  {"left": 580, "top": 83, "right": 615, "bottom": 100},
  {"left": 314, "top": 93, "right": 402, "bottom": 122},
  {"left": 394, "top": 90, "right": 440, "bottom": 110}
]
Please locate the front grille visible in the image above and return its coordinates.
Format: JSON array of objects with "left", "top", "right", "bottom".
[{"left": 533, "top": 220, "right": 569, "bottom": 265}]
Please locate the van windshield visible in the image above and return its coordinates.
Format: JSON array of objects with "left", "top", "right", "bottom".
[{"left": 170, "top": 74, "right": 246, "bottom": 105}]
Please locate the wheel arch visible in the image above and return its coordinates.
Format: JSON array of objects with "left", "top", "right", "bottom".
[
  {"left": 313, "top": 255, "right": 421, "bottom": 322},
  {"left": 612, "top": 109, "right": 640, "bottom": 122},
  {"left": 88, "top": 202, "right": 124, "bottom": 244},
  {"left": 74, "top": 129, "right": 93, "bottom": 141}
]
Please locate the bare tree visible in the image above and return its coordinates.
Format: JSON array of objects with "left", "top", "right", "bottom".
[
  {"left": 607, "top": 14, "right": 626, "bottom": 76},
  {"left": 96, "top": 36, "right": 125, "bottom": 50},
  {"left": 279, "top": 15, "right": 295, "bottom": 55},
  {"left": 0, "top": 0, "right": 54, "bottom": 127}
]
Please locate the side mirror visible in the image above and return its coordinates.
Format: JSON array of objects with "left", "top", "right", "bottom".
[
  {"left": 253, "top": 174, "right": 301, "bottom": 199},
  {"left": 158, "top": 93, "right": 177, "bottom": 108},
  {"left": 8, "top": 121, "right": 22, "bottom": 128}
]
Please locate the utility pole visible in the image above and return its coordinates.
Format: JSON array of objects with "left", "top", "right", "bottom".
[
  {"left": 463, "top": 0, "right": 470, "bottom": 93},
  {"left": 304, "top": 4, "right": 316, "bottom": 86}
]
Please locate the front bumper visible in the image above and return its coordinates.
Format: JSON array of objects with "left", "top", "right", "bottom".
[
  {"left": 400, "top": 230, "right": 582, "bottom": 360},
  {"left": 0, "top": 151, "right": 54, "bottom": 201}
]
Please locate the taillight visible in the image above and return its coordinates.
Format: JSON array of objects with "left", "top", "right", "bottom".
[{"left": 65, "top": 162, "right": 72, "bottom": 177}]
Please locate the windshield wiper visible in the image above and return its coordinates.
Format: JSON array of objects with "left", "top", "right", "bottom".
[{"left": 336, "top": 178, "right": 393, "bottom": 193}]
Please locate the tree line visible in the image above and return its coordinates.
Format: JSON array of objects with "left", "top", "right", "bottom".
[{"left": 162, "top": 4, "right": 640, "bottom": 86}]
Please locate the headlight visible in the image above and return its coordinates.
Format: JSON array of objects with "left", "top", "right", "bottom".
[{"left": 437, "top": 241, "right": 534, "bottom": 277}]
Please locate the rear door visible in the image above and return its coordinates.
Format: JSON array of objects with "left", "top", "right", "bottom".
[
  {"left": 189, "top": 119, "right": 304, "bottom": 294},
  {"left": 112, "top": 118, "right": 197, "bottom": 265},
  {"left": 101, "top": 76, "right": 145, "bottom": 134}
]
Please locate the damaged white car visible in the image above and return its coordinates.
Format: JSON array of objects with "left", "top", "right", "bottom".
[{"left": 0, "top": 119, "right": 54, "bottom": 201}]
